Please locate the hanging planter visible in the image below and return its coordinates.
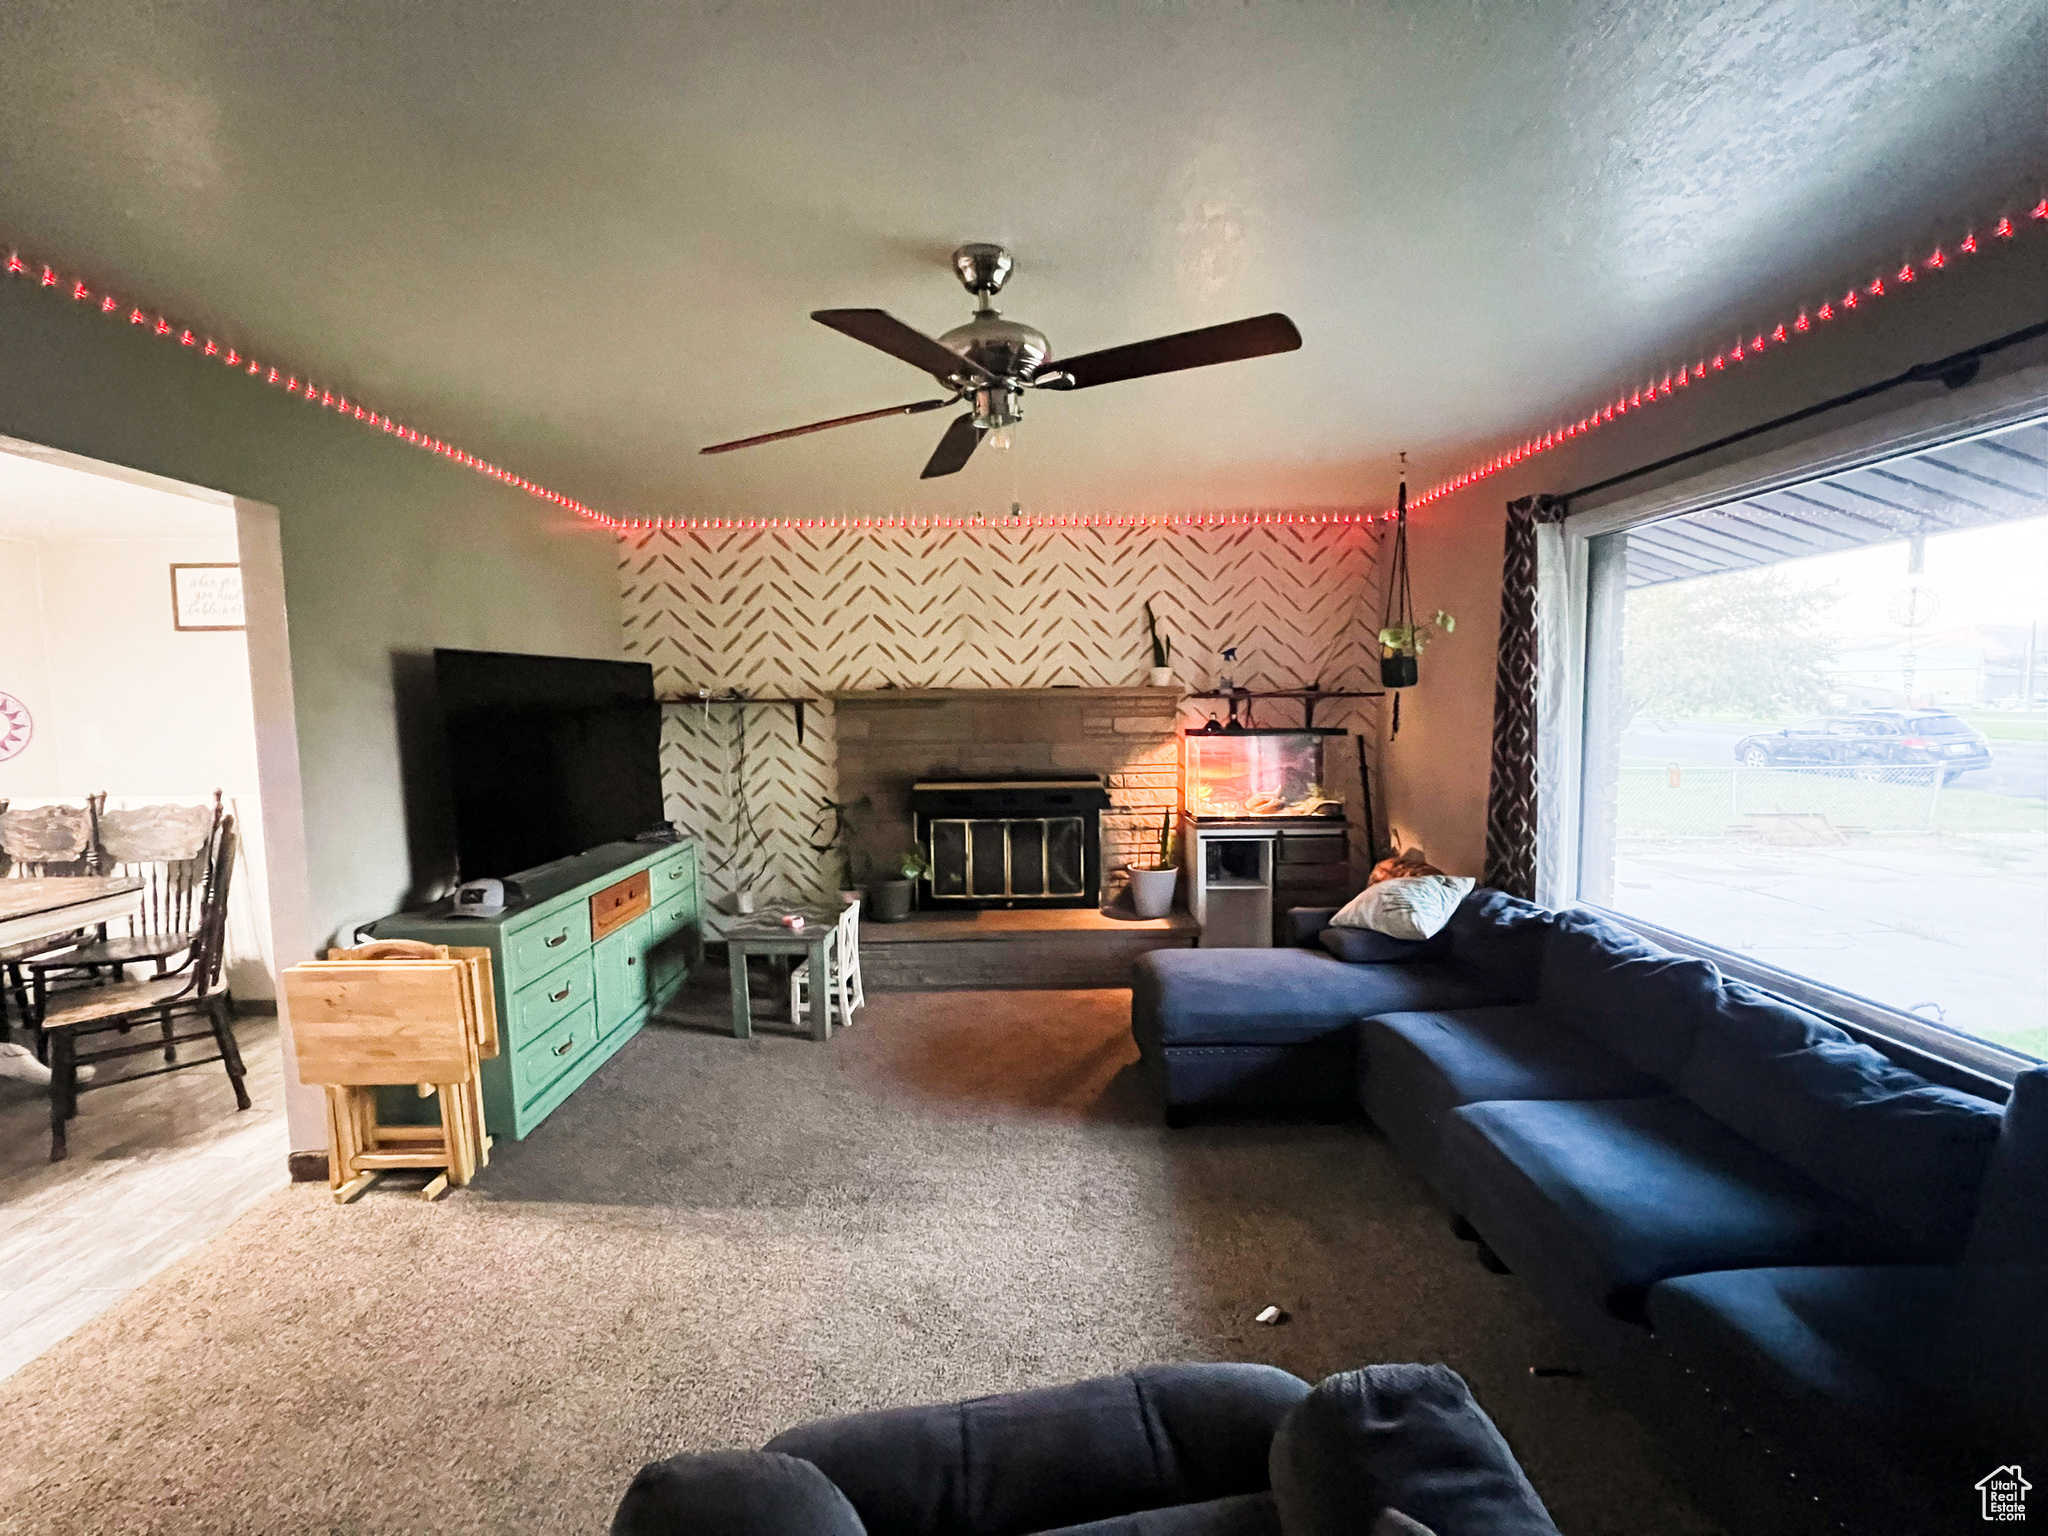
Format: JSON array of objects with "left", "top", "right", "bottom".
[{"left": 1376, "top": 466, "right": 1454, "bottom": 733}]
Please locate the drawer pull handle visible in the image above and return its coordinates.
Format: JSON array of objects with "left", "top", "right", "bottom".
[
  {"left": 550, "top": 985, "right": 571, "bottom": 1003},
  {"left": 553, "top": 1036, "right": 576, "bottom": 1056},
  {"left": 546, "top": 933, "right": 568, "bottom": 948},
  {"left": 625, "top": 956, "right": 637, "bottom": 967}
]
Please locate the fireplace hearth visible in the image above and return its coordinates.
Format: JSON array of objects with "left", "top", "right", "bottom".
[{"left": 909, "top": 776, "right": 1111, "bottom": 909}]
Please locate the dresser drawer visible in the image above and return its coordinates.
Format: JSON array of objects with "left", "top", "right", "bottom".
[
  {"left": 514, "top": 1001, "right": 597, "bottom": 1106},
  {"left": 653, "top": 845, "right": 697, "bottom": 894},
  {"left": 509, "top": 953, "right": 593, "bottom": 1047},
  {"left": 506, "top": 911, "right": 588, "bottom": 986},
  {"left": 647, "top": 926, "right": 692, "bottom": 1000},
  {"left": 590, "top": 870, "right": 652, "bottom": 942},
  {"left": 650, "top": 888, "right": 696, "bottom": 944}
]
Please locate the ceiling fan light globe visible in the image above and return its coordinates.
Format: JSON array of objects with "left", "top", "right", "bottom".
[{"left": 985, "top": 426, "right": 1014, "bottom": 452}]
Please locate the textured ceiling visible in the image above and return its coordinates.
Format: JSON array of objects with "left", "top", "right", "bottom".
[{"left": 0, "top": 1, "right": 2039, "bottom": 520}]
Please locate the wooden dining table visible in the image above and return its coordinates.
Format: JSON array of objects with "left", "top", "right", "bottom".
[{"left": 0, "top": 876, "right": 145, "bottom": 953}]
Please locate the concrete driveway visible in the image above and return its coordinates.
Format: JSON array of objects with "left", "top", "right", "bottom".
[{"left": 1612, "top": 832, "right": 2046, "bottom": 1063}]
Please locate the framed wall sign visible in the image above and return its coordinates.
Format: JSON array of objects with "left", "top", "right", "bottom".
[{"left": 170, "top": 563, "right": 245, "bottom": 631}]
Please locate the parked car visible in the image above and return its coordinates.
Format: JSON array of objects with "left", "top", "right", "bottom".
[{"left": 1733, "top": 709, "right": 1993, "bottom": 781}]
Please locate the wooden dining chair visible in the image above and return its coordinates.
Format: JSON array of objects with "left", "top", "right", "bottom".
[
  {"left": 38, "top": 816, "right": 249, "bottom": 1161},
  {"left": 0, "top": 798, "right": 99, "bottom": 1027},
  {"left": 23, "top": 793, "right": 222, "bottom": 1003}
]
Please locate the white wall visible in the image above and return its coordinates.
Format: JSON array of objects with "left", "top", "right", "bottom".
[
  {"left": 0, "top": 528, "right": 255, "bottom": 797},
  {"left": 0, "top": 513, "right": 281, "bottom": 996}
]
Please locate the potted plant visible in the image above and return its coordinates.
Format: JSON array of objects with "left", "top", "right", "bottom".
[
  {"left": 1128, "top": 813, "right": 1180, "bottom": 919},
  {"left": 811, "top": 794, "right": 873, "bottom": 904},
  {"left": 868, "top": 847, "right": 928, "bottom": 923},
  {"left": 1378, "top": 610, "right": 1455, "bottom": 689},
  {"left": 1143, "top": 600, "right": 1175, "bottom": 688}
]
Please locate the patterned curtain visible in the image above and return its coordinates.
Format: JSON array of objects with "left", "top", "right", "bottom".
[{"left": 1483, "top": 494, "right": 1568, "bottom": 899}]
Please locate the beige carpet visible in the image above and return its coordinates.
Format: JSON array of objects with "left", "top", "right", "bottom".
[{"left": 0, "top": 983, "right": 1722, "bottom": 1535}]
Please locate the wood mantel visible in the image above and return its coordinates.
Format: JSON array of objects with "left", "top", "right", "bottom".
[{"left": 831, "top": 686, "right": 1181, "bottom": 704}]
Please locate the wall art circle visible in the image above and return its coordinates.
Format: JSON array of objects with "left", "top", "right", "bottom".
[{"left": 0, "top": 692, "right": 32, "bottom": 761}]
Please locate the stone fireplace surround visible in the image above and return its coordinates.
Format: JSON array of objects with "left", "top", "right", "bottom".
[{"left": 833, "top": 687, "right": 1180, "bottom": 906}]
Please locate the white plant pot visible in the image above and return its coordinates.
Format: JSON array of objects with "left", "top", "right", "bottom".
[
  {"left": 1129, "top": 866, "right": 1179, "bottom": 919},
  {"left": 1149, "top": 666, "right": 1174, "bottom": 687}
]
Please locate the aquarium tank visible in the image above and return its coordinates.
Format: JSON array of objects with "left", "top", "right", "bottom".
[{"left": 1181, "top": 729, "right": 1344, "bottom": 819}]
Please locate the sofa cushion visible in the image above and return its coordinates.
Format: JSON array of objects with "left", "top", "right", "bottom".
[
  {"left": 1155, "top": 1039, "right": 1357, "bottom": 1114},
  {"left": 1438, "top": 1097, "right": 1932, "bottom": 1323},
  {"left": 765, "top": 1364, "right": 1308, "bottom": 1536},
  {"left": 1645, "top": 1265, "right": 2048, "bottom": 1474},
  {"left": 1319, "top": 927, "right": 1429, "bottom": 965},
  {"left": 1969, "top": 1065, "right": 2048, "bottom": 1265},
  {"left": 1357, "top": 1007, "right": 1660, "bottom": 1178},
  {"left": 1537, "top": 913, "right": 1719, "bottom": 1083},
  {"left": 1039, "top": 1492, "right": 1280, "bottom": 1536},
  {"left": 1678, "top": 978, "right": 2004, "bottom": 1254},
  {"left": 611, "top": 1450, "right": 867, "bottom": 1536},
  {"left": 1133, "top": 949, "right": 1497, "bottom": 1049},
  {"left": 1419, "top": 890, "right": 1553, "bottom": 1004},
  {"left": 1268, "top": 1365, "right": 1559, "bottom": 1536},
  {"left": 1332, "top": 876, "right": 1476, "bottom": 940}
]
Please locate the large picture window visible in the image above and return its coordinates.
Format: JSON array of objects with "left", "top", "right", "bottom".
[{"left": 1576, "top": 415, "right": 2046, "bottom": 1067}]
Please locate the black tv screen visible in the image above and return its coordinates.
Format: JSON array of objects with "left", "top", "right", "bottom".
[{"left": 435, "top": 649, "right": 664, "bottom": 881}]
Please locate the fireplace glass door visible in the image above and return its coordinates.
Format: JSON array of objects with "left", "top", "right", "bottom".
[{"left": 930, "top": 816, "right": 1087, "bottom": 900}]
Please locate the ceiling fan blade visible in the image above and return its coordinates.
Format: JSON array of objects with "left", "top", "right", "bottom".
[
  {"left": 920, "top": 414, "right": 984, "bottom": 479},
  {"left": 1053, "top": 313, "right": 1302, "bottom": 390},
  {"left": 700, "top": 398, "right": 952, "bottom": 455},
  {"left": 813, "top": 308, "right": 992, "bottom": 384}
]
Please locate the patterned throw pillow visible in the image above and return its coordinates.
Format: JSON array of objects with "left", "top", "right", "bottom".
[{"left": 1330, "top": 874, "right": 1477, "bottom": 940}]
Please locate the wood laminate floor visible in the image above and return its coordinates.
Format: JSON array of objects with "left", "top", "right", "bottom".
[{"left": 0, "top": 1012, "right": 287, "bottom": 1381}]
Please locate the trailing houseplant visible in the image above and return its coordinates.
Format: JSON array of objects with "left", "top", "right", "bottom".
[
  {"left": 1377, "top": 610, "right": 1456, "bottom": 689},
  {"left": 868, "top": 846, "right": 929, "bottom": 924},
  {"left": 1127, "top": 812, "right": 1180, "bottom": 919},
  {"left": 1375, "top": 465, "right": 1453, "bottom": 701},
  {"left": 1143, "top": 600, "right": 1175, "bottom": 687}
]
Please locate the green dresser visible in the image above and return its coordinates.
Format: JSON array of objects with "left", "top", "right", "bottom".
[{"left": 371, "top": 839, "right": 701, "bottom": 1139}]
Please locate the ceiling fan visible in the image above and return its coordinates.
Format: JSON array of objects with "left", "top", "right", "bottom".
[{"left": 700, "top": 243, "right": 1303, "bottom": 479}]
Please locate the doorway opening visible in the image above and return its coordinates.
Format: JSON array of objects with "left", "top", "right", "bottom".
[{"left": 0, "top": 436, "right": 312, "bottom": 1381}]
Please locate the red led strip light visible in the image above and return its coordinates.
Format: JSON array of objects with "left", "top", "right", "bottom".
[
  {"left": 1398, "top": 203, "right": 2044, "bottom": 515},
  {"left": 6, "top": 198, "right": 2041, "bottom": 534}
]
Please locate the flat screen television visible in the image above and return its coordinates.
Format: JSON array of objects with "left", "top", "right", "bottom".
[{"left": 435, "top": 649, "right": 665, "bottom": 881}]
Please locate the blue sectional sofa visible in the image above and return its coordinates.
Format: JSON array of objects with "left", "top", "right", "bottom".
[
  {"left": 612, "top": 1362, "right": 1562, "bottom": 1536},
  {"left": 1130, "top": 895, "right": 2046, "bottom": 1534},
  {"left": 1129, "top": 892, "right": 1550, "bottom": 1124}
]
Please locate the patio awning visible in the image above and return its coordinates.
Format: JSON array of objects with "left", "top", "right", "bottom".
[{"left": 1624, "top": 416, "right": 2047, "bottom": 589}]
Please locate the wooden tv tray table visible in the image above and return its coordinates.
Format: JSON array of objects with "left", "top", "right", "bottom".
[{"left": 283, "top": 942, "right": 499, "bottom": 1203}]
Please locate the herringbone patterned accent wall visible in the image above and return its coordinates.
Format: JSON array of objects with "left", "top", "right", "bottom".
[{"left": 619, "top": 521, "right": 1385, "bottom": 918}]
